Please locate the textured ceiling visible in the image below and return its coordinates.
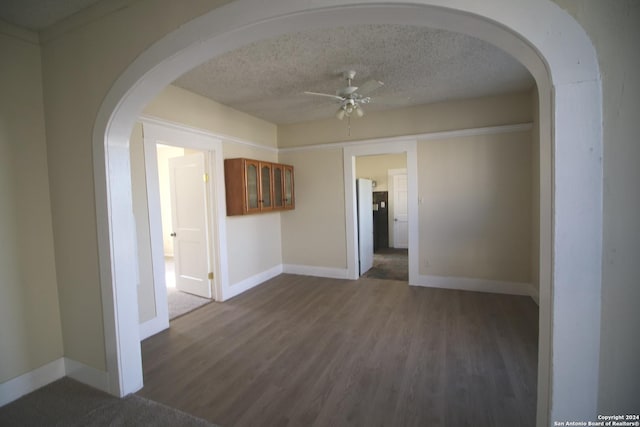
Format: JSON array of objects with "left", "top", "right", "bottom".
[
  {"left": 0, "top": 0, "right": 102, "bottom": 31},
  {"left": 174, "top": 24, "right": 535, "bottom": 125},
  {"left": 0, "top": 2, "right": 534, "bottom": 125}
]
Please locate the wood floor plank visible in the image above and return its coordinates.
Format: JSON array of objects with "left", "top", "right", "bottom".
[{"left": 138, "top": 274, "right": 538, "bottom": 427}]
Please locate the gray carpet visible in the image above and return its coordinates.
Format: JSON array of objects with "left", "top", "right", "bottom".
[
  {"left": 0, "top": 378, "right": 218, "bottom": 426},
  {"left": 362, "top": 248, "right": 409, "bottom": 281},
  {"left": 167, "top": 287, "right": 211, "bottom": 320}
]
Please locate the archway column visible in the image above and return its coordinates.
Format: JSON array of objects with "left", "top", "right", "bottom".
[{"left": 551, "top": 79, "right": 603, "bottom": 420}]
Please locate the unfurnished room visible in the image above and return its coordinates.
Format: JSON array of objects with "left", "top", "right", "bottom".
[{"left": 1, "top": 1, "right": 638, "bottom": 426}]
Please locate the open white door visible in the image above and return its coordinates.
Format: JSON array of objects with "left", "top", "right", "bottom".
[
  {"left": 393, "top": 173, "right": 408, "bottom": 249},
  {"left": 357, "top": 179, "right": 374, "bottom": 275},
  {"left": 168, "top": 152, "right": 212, "bottom": 298}
]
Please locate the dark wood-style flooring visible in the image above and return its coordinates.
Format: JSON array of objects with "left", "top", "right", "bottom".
[{"left": 138, "top": 274, "right": 538, "bottom": 427}]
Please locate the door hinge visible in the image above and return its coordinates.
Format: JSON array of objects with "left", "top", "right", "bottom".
[
  {"left": 203, "top": 173, "right": 209, "bottom": 183},
  {"left": 208, "top": 272, "right": 214, "bottom": 280}
]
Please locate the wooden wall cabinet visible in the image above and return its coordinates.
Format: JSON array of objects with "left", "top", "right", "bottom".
[{"left": 224, "top": 158, "right": 295, "bottom": 216}]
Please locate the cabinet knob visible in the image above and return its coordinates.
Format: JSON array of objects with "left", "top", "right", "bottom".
[{"left": 170, "top": 232, "right": 177, "bottom": 237}]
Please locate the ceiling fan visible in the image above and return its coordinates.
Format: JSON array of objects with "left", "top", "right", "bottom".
[{"left": 303, "top": 70, "right": 385, "bottom": 120}]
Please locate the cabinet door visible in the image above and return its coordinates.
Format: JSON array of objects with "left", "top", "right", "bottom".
[
  {"left": 273, "top": 164, "right": 284, "bottom": 209},
  {"left": 244, "top": 159, "right": 261, "bottom": 214},
  {"left": 259, "top": 162, "right": 273, "bottom": 211},
  {"left": 284, "top": 165, "right": 295, "bottom": 209}
]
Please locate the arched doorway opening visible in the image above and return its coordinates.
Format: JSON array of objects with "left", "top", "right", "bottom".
[{"left": 93, "top": 2, "right": 602, "bottom": 425}]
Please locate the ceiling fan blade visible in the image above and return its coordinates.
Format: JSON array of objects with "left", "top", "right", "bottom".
[
  {"left": 357, "top": 79, "right": 384, "bottom": 95},
  {"left": 303, "top": 91, "right": 344, "bottom": 101}
]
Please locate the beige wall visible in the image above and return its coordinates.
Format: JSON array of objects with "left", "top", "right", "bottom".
[
  {"left": 355, "top": 154, "right": 407, "bottom": 191},
  {"left": 39, "top": 1, "right": 235, "bottom": 370},
  {"left": 553, "top": 0, "right": 640, "bottom": 412},
  {"left": 279, "top": 149, "right": 347, "bottom": 268},
  {"left": 222, "top": 142, "right": 282, "bottom": 285},
  {"left": 281, "top": 93, "right": 534, "bottom": 282},
  {"left": 145, "top": 85, "right": 277, "bottom": 148},
  {"left": 0, "top": 26, "right": 63, "bottom": 382},
  {"left": 12, "top": 0, "right": 634, "bottom": 412},
  {"left": 418, "top": 131, "right": 532, "bottom": 282},
  {"left": 139, "top": 86, "right": 282, "bottom": 288},
  {"left": 279, "top": 91, "right": 533, "bottom": 147}
]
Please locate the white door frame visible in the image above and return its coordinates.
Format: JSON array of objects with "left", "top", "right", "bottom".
[
  {"left": 345, "top": 140, "right": 418, "bottom": 283},
  {"left": 92, "top": 2, "right": 602, "bottom": 424},
  {"left": 138, "top": 119, "right": 228, "bottom": 339}
]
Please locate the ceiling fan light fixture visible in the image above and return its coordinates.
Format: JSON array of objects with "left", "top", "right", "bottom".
[
  {"left": 336, "top": 107, "right": 346, "bottom": 120},
  {"left": 355, "top": 105, "right": 364, "bottom": 118}
]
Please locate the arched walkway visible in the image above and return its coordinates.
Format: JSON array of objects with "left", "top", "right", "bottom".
[{"left": 93, "top": 2, "right": 602, "bottom": 425}]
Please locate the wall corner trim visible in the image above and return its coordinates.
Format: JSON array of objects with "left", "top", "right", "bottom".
[
  {"left": 139, "top": 114, "right": 278, "bottom": 152},
  {"left": 64, "top": 358, "right": 109, "bottom": 393},
  {"left": 222, "top": 265, "right": 283, "bottom": 301},
  {"left": 413, "top": 275, "right": 533, "bottom": 297},
  {"left": 282, "top": 264, "right": 349, "bottom": 279},
  {"left": 139, "top": 316, "right": 170, "bottom": 341},
  {"left": 0, "top": 359, "right": 66, "bottom": 406},
  {"left": 0, "top": 358, "right": 110, "bottom": 407}
]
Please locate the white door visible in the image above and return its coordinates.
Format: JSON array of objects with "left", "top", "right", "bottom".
[
  {"left": 357, "top": 179, "right": 374, "bottom": 275},
  {"left": 393, "top": 173, "right": 409, "bottom": 249},
  {"left": 168, "top": 152, "right": 212, "bottom": 298}
]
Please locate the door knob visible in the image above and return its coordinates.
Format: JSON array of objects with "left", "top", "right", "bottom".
[{"left": 170, "top": 232, "right": 177, "bottom": 237}]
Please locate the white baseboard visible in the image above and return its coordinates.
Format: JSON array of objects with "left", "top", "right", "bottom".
[
  {"left": 282, "top": 264, "right": 349, "bottom": 279},
  {"left": 414, "top": 275, "right": 533, "bottom": 297},
  {"left": 63, "top": 358, "right": 109, "bottom": 392},
  {"left": 528, "top": 284, "right": 540, "bottom": 305},
  {"left": 0, "top": 358, "right": 65, "bottom": 406},
  {"left": 139, "top": 315, "right": 169, "bottom": 341},
  {"left": 222, "top": 264, "right": 283, "bottom": 301},
  {"left": 0, "top": 357, "right": 109, "bottom": 407}
]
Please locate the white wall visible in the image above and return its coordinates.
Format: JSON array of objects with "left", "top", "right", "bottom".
[
  {"left": 0, "top": 25, "right": 63, "bottom": 382},
  {"left": 553, "top": 0, "right": 640, "bottom": 413}
]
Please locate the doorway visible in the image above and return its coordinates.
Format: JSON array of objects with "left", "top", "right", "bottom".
[
  {"left": 346, "top": 142, "right": 417, "bottom": 283},
  {"left": 138, "top": 120, "right": 225, "bottom": 339},
  {"left": 356, "top": 155, "right": 409, "bottom": 282},
  {"left": 155, "top": 145, "right": 212, "bottom": 319}
]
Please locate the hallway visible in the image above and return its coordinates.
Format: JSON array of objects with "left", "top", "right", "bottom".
[{"left": 362, "top": 248, "right": 408, "bottom": 282}]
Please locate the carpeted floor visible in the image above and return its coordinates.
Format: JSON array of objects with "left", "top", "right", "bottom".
[
  {"left": 0, "top": 378, "right": 217, "bottom": 426},
  {"left": 167, "top": 287, "right": 211, "bottom": 320},
  {"left": 362, "top": 248, "right": 408, "bottom": 281}
]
